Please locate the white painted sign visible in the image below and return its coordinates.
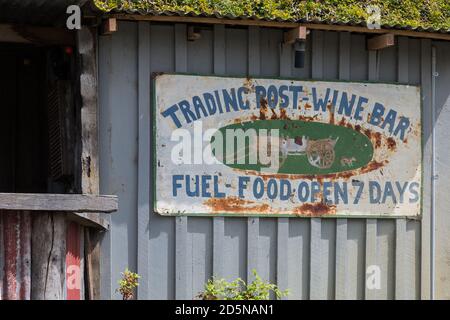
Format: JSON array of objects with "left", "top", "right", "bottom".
[{"left": 154, "top": 74, "right": 421, "bottom": 218}]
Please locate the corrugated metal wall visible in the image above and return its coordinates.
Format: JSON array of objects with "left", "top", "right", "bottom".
[
  {"left": 434, "top": 41, "right": 450, "bottom": 300},
  {"left": 0, "top": 212, "right": 31, "bottom": 300},
  {"left": 98, "top": 21, "right": 450, "bottom": 299},
  {"left": 0, "top": 213, "right": 86, "bottom": 300}
]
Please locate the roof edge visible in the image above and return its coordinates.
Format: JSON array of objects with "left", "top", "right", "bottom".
[
  {"left": 106, "top": 13, "right": 450, "bottom": 41},
  {"left": 92, "top": 0, "right": 450, "bottom": 35}
]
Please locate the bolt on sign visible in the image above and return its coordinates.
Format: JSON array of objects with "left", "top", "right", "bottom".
[{"left": 153, "top": 74, "right": 421, "bottom": 218}]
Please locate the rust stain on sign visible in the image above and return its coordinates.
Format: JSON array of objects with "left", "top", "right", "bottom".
[
  {"left": 204, "top": 197, "right": 270, "bottom": 213},
  {"left": 294, "top": 203, "right": 337, "bottom": 216},
  {"left": 259, "top": 98, "right": 268, "bottom": 120}
]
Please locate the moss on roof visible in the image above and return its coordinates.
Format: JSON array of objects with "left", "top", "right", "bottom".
[{"left": 93, "top": 0, "right": 450, "bottom": 31}]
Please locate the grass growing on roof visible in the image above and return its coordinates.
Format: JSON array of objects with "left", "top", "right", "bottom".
[{"left": 93, "top": 0, "right": 450, "bottom": 30}]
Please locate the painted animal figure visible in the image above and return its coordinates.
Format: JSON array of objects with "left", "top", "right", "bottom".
[
  {"left": 340, "top": 156, "right": 356, "bottom": 167},
  {"left": 280, "top": 135, "right": 309, "bottom": 158}
]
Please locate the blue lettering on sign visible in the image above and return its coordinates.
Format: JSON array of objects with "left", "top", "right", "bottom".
[
  {"left": 172, "top": 175, "right": 183, "bottom": 196},
  {"left": 322, "top": 181, "right": 332, "bottom": 204},
  {"left": 267, "top": 179, "right": 278, "bottom": 199},
  {"left": 311, "top": 181, "right": 321, "bottom": 202},
  {"left": 352, "top": 180, "right": 364, "bottom": 204},
  {"left": 312, "top": 87, "right": 330, "bottom": 112},
  {"left": 267, "top": 85, "right": 279, "bottom": 108},
  {"left": 369, "top": 103, "right": 385, "bottom": 126},
  {"left": 338, "top": 92, "right": 357, "bottom": 117},
  {"left": 193, "top": 95, "right": 208, "bottom": 119},
  {"left": 160, "top": 84, "right": 412, "bottom": 141},
  {"left": 409, "top": 182, "right": 420, "bottom": 203},
  {"left": 162, "top": 104, "right": 182, "bottom": 128},
  {"left": 354, "top": 96, "right": 368, "bottom": 121},
  {"left": 279, "top": 86, "right": 289, "bottom": 108},
  {"left": 171, "top": 175, "right": 420, "bottom": 206},
  {"left": 396, "top": 181, "right": 408, "bottom": 203},
  {"left": 289, "top": 85, "right": 302, "bottom": 109},
  {"left": 238, "top": 176, "right": 250, "bottom": 198},
  {"left": 253, "top": 177, "right": 265, "bottom": 199},
  {"left": 334, "top": 182, "right": 348, "bottom": 205},
  {"left": 298, "top": 181, "right": 310, "bottom": 202},
  {"left": 203, "top": 92, "right": 217, "bottom": 115},
  {"left": 369, "top": 181, "right": 382, "bottom": 204},
  {"left": 279, "top": 180, "right": 291, "bottom": 201}
]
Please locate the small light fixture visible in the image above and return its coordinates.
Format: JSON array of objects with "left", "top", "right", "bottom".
[
  {"left": 187, "top": 26, "right": 201, "bottom": 41},
  {"left": 294, "top": 39, "right": 306, "bottom": 69},
  {"left": 283, "top": 27, "right": 307, "bottom": 69}
]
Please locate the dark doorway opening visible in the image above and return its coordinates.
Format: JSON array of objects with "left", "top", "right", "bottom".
[{"left": 0, "top": 43, "right": 76, "bottom": 193}]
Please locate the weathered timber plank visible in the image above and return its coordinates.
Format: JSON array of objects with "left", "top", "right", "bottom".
[
  {"left": 74, "top": 26, "right": 111, "bottom": 231},
  {"left": 2, "top": 212, "right": 18, "bottom": 299},
  {"left": 31, "top": 213, "right": 66, "bottom": 300},
  {"left": 85, "top": 228, "right": 102, "bottom": 300},
  {"left": 0, "top": 193, "right": 117, "bottom": 213},
  {"left": 367, "top": 34, "right": 395, "bottom": 51},
  {"left": 19, "top": 211, "right": 31, "bottom": 300}
]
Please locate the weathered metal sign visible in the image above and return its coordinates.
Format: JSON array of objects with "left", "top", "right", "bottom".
[{"left": 154, "top": 74, "right": 421, "bottom": 218}]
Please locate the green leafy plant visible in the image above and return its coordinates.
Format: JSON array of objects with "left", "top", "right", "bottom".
[
  {"left": 117, "top": 268, "right": 140, "bottom": 300},
  {"left": 197, "top": 269, "right": 289, "bottom": 300}
]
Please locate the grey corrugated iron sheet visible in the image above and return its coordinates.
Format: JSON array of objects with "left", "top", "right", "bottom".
[
  {"left": 107, "top": 8, "right": 450, "bottom": 34},
  {"left": 0, "top": 0, "right": 88, "bottom": 25}
]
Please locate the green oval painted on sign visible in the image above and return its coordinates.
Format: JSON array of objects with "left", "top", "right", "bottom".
[{"left": 212, "top": 120, "right": 374, "bottom": 174}]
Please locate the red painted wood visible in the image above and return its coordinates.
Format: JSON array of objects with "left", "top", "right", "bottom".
[
  {"left": 66, "top": 222, "right": 81, "bottom": 300},
  {"left": 3, "top": 213, "right": 18, "bottom": 300}
]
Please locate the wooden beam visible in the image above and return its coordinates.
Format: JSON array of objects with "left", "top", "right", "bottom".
[
  {"left": 108, "top": 14, "right": 450, "bottom": 41},
  {"left": 0, "top": 24, "right": 75, "bottom": 45},
  {"left": 111, "top": 13, "right": 296, "bottom": 28},
  {"left": 101, "top": 18, "right": 117, "bottom": 35},
  {"left": 0, "top": 193, "right": 117, "bottom": 213},
  {"left": 77, "top": 27, "right": 100, "bottom": 197},
  {"left": 367, "top": 33, "right": 395, "bottom": 50},
  {"left": 74, "top": 26, "right": 109, "bottom": 230},
  {"left": 77, "top": 26, "right": 104, "bottom": 300},
  {"left": 284, "top": 26, "right": 307, "bottom": 44},
  {"left": 67, "top": 212, "right": 109, "bottom": 229}
]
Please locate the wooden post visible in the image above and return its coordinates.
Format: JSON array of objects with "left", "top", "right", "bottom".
[
  {"left": 84, "top": 229, "right": 102, "bottom": 299},
  {"left": 31, "top": 213, "right": 66, "bottom": 300},
  {"left": 77, "top": 26, "right": 103, "bottom": 300},
  {"left": 18, "top": 211, "right": 31, "bottom": 300},
  {"left": 2, "top": 212, "right": 19, "bottom": 300}
]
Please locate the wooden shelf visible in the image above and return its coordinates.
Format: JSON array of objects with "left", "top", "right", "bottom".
[{"left": 0, "top": 193, "right": 118, "bottom": 213}]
